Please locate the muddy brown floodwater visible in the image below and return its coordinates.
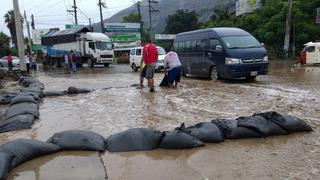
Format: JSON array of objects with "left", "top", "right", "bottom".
[{"left": 0, "top": 60, "right": 320, "bottom": 180}]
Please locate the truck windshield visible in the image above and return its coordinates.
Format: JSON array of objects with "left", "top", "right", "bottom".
[
  {"left": 95, "top": 42, "right": 113, "bottom": 50},
  {"left": 221, "top": 35, "right": 261, "bottom": 49}
]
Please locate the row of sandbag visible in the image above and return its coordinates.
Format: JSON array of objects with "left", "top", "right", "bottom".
[
  {"left": 0, "top": 76, "right": 93, "bottom": 133},
  {"left": 0, "top": 111, "right": 313, "bottom": 179}
]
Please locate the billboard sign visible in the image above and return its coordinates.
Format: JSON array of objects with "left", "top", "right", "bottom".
[
  {"left": 104, "top": 23, "right": 141, "bottom": 50},
  {"left": 65, "top": 24, "right": 85, "bottom": 29},
  {"left": 155, "top": 34, "right": 176, "bottom": 40},
  {"left": 32, "top": 29, "right": 50, "bottom": 45},
  {"left": 317, "top": 8, "right": 320, "bottom": 24},
  {"left": 236, "top": 0, "right": 261, "bottom": 16}
]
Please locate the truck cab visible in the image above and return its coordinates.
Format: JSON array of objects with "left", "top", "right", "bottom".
[{"left": 85, "top": 32, "right": 114, "bottom": 67}]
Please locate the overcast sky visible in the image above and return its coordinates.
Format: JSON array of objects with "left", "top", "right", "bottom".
[{"left": 0, "top": 0, "right": 136, "bottom": 36}]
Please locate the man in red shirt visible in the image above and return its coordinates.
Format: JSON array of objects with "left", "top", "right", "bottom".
[
  {"left": 6, "top": 55, "right": 13, "bottom": 71},
  {"left": 141, "top": 40, "right": 158, "bottom": 92}
]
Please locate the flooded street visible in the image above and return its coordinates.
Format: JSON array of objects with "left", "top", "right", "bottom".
[{"left": 1, "top": 60, "right": 320, "bottom": 180}]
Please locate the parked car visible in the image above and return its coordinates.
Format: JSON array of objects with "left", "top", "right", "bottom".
[
  {"left": 129, "top": 46, "right": 166, "bottom": 71},
  {"left": 300, "top": 42, "right": 320, "bottom": 65},
  {"left": 0, "top": 56, "right": 20, "bottom": 70},
  {"left": 173, "top": 27, "right": 269, "bottom": 80}
]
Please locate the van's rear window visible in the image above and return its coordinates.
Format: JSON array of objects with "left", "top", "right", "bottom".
[{"left": 221, "top": 36, "right": 261, "bottom": 49}]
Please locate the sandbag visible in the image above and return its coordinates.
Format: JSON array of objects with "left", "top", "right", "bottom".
[
  {"left": 10, "top": 95, "right": 38, "bottom": 106},
  {"left": 159, "top": 130, "right": 205, "bottom": 149},
  {"left": 212, "top": 119, "right": 263, "bottom": 139},
  {"left": 0, "top": 152, "right": 11, "bottom": 180},
  {"left": 237, "top": 115, "right": 288, "bottom": 136},
  {"left": 106, "top": 128, "right": 163, "bottom": 152},
  {"left": 176, "top": 122, "right": 224, "bottom": 143},
  {"left": 42, "top": 91, "right": 65, "bottom": 97},
  {"left": 66, "top": 87, "right": 93, "bottom": 94},
  {"left": 0, "top": 139, "right": 60, "bottom": 169},
  {"left": 0, "top": 114, "right": 35, "bottom": 133},
  {"left": 5, "top": 102, "right": 39, "bottom": 119},
  {"left": 0, "top": 94, "right": 16, "bottom": 105},
  {"left": 47, "top": 130, "right": 106, "bottom": 152},
  {"left": 254, "top": 111, "right": 313, "bottom": 133},
  {"left": 159, "top": 75, "right": 169, "bottom": 87}
]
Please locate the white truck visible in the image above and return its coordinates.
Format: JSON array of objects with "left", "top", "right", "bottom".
[{"left": 41, "top": 27, "right": 113, "bottom": 67}]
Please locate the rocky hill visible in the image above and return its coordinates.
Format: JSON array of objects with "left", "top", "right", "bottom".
[{"left": 93, "top": 0, "right": 235, "bottom": 33}]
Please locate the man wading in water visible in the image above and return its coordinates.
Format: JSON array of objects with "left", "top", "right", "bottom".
[{"left": 140, "top": 40, "right": 158, "bottom": 92}]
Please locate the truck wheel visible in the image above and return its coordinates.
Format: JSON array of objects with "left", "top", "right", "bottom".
[
  {"left": 104, "top": 63, "right": 109, "bottom": 67},
  {"left": 209, "top": 66, "right": 219, "bottom": 81},
  {"left": 132, "top": 63, "right": 138, "bottom": 71},
  {"left": 88, "top": 58, "right": 94, "bottom": 68}
]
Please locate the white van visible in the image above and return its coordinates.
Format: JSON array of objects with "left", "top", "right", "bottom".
[{"left": 129, "top": 46, "right": 166, "bottom": 71}]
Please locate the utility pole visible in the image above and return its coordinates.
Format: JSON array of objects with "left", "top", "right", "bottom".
[
  {"left": 283, "top": 0, "right": 292, "bottom": 60},
  {"left": 12, "top": 0, "right": 27, "bottom": 72},
  {"left": 137, "top": 1, "right": 142, "bottom": 40},
  {"left": 24, "top": 10, "right": 32, "bottom": 53},
  {"left": 31, "top": 14, "right": 35, "bottom": 29},
  {"left": 148, "top": 0, "right": 159, "bottom": 42},
  {"left": 98, "top": 0, "right": 106, "bottom": 33},
  {"left": 67, "top": 0, "right": 78, "bottom": 25}
]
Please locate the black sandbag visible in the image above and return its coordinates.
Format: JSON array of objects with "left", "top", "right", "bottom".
[
  {"left": 159, "top": 130, "right": 205, "bottom": 149},
  {"left": 0, "top": 94, "right": 16, "bottom": 105},
  {"left": 0, "top": 152, "right": 11, "bottom": 180},
  {"left": 0, "top": 139, "right": 60, "bottom": 169},
  {"left": 254, "top": 111, "right": 313, "bottom": 133},
  {"left": 47, "top": 130, "right": 106, "bottom": 152},
  {"left": 5, "top": 102, "right": 39, "bottom": 119},
  {"left": 237, "top": 115, "right": 288, "bottom": 136},
  {"left": 159, "top": 75, "right": 169, "bottom": 87},
  {"left": 42, "top": 91, "right": 65, "bottom": 97},
  {"left": 10, "top": 95, "right": 38, "bottom": 105},
  {"left": 0, "top": 114, "right": 35, "bottom": 133},
  {"left": 66, "top": 87, "right": 93, "bottom": 94},
  {"left": 212, "top": 119, "right": 263, "bottom": 139},
  {"left": 176, "top": 122, "right": 224, "bottom": 143},
  {"left": 106, "top": 128, "right": 163, "bottom": 152}
]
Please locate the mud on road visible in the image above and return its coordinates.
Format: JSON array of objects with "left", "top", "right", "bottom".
[{"left": 1, "top": 60, "right": 320, "bottom": 180}]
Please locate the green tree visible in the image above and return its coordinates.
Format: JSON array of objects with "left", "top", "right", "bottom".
[
  {"left": 0, "top": 32, "right": 11, "bottom": 57},
  {"left": 164, "top": 9, "right": 200, "bottom": 34},
  {"left": 4, "top": 10, "right": 24, "bottom": 49}
]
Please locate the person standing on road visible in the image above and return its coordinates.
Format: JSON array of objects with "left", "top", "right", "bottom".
[
  {"left": 6, "top": 54, "right": 13, "bottom": 71},
  {"left": 69, "top": 50, "right": 77, "bottom": 73},
  {"left": 64, "top": 52, "right": 70, "bottom": 74},
  {"left": 141, "top": 40, "right": 158, "bottom": 92},
  {"left": 164, "top": 50, "right": 182, "bottom": 88},
  {"left": 25, "top": 52, "right": 30, "bottom": 74},
  {"left": 30, "top": 52, "right": 37, "bottom": 75}
]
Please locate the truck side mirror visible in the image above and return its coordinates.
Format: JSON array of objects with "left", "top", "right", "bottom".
[{"left": 215, "top": 45, "right": 222, "bottom": 52}]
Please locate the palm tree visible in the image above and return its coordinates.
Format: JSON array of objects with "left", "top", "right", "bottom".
[{"left": 4, "top": 10, "right": 23, "bottom": 49}]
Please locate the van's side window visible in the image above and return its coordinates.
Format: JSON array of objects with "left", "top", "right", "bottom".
[
  {"left": 200, "top": 39, "right": 208, "bottom": 51},
  {"left": 210, "top": 39, "right": 221, "bottom": 49},
  {"left": 130, "top": 49, "right": 135, "bottom": 56},
  {"left": 136, "top": 49, "right": 142, "bottom": 56},
  {"left": 307, "top": 46, "right": 315, "bottom": 53}
]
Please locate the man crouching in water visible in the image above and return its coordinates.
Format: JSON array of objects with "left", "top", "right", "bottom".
[{"left": 140, "top": 39, "right": 158, "bottom": 92}]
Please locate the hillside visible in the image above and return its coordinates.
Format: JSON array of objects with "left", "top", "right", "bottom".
[{"left": 93, "top": 0, "right": 235, "bottom": 33}]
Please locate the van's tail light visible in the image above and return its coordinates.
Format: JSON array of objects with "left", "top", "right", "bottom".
[{"left": 225, "top": 57, "right": 241, "bottom": 65}]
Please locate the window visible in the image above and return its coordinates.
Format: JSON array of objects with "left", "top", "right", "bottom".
[
  {"left": 307, "top": 46, "right": 315, "bottom": 53},
  {"left": 130, "top": 49, "right": 135, "bottom": 56},
  {"left": 136, "top": 49, "right": 142, "bottom": 56},
  {"left": 210, "top": 39, "right": 221, "bottom": 49},
  {"left": 89, "top": 42, "right": 95, "bottom": 49}
]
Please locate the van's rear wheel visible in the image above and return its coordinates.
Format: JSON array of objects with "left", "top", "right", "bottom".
[{"left": 209, "top": 66, "right": 219, "bottom": 81}]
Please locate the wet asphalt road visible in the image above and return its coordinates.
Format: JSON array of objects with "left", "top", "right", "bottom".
[{"left": 0, "top": 60, "right": 320, "bottom": 180}]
